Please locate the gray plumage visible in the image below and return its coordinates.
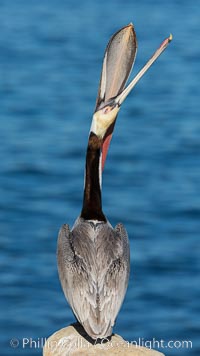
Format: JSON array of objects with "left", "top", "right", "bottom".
[{"left": 57, "top": 217, "right": 130, "bottom": 339}]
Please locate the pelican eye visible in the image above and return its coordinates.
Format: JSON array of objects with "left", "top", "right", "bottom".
[{"left": 102, "top": 106, "right": 112, "bottom": 114}]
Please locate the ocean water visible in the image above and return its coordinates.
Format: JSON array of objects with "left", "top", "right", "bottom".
[{"left": 0, "top": 0, "right": 199, "bottom": 355}]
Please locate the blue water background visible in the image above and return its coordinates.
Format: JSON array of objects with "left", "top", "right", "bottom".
[{"left": 1, "top": 0, "right": 200, "bottom": 355}]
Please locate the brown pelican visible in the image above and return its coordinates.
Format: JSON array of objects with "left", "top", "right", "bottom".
[{"left": 57, "top": 24, "right": 172, "bottom": 339}]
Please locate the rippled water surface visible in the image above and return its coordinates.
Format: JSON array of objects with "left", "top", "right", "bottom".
[{"left": 1, "top": 1, "right": 200, "bottom": 355}]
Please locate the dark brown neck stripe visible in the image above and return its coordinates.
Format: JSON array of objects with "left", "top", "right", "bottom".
[{"left": 81, "top": 132, "right": 106, "bottom": 222}]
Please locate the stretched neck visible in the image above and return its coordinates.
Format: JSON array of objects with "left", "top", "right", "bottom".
[{"left": 81, "top": 132, "right": 106, "bottom": 221}]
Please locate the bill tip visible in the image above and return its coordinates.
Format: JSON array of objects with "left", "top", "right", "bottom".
[
  {"left": 169, "top": 33, "right": 173, "bottom": 42},
  {"left": 127, "top": 22, "right": 134, "bottom": 29}
]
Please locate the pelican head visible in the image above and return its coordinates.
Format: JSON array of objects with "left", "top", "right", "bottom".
[{"left": 90, "top": 24, "right": 172, "bottom": 169}]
